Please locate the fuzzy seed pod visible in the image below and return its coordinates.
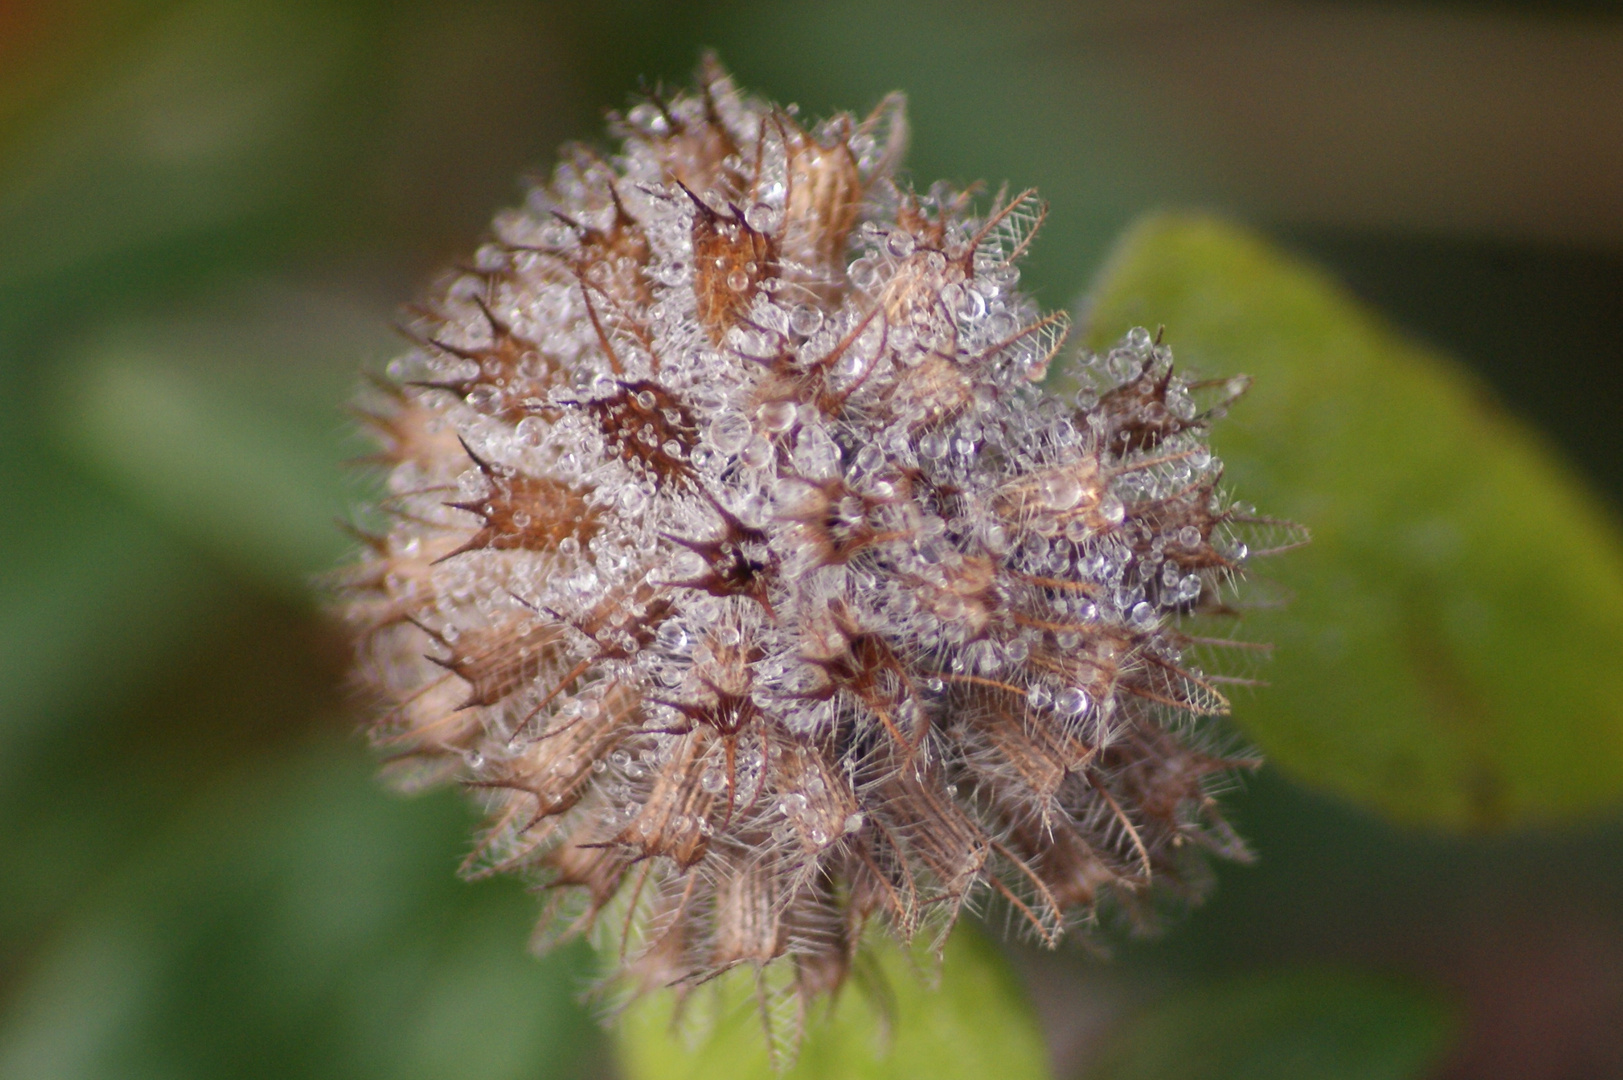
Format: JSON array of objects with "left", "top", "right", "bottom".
[{"left": 342, "top": 58, "right": 1296, "bottom": 1048}]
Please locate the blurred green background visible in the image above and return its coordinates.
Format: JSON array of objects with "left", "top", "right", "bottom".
[{"left": 3, "top": 2, "right": 1622, "bottom": 1077}]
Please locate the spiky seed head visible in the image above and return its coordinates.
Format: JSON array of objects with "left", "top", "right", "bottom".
[{"left": 341, "top": 57, "right": 1294, "bottom": 1055}]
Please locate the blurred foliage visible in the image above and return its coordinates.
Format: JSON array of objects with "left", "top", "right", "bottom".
[
  {"left": 2, "top": 1, "right": 1622, "bottom": 1078},
  {"left": 0, "top": 742, "right": 599, "bottom": 1080},
  {"left": 619, "top": 927, "right": 1049, "bottom": 1080},
  {"left": 56, "top": 292, "right": 387, "bottom": 595}
]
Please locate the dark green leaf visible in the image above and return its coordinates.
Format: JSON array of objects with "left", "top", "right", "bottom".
[
  {"left": 1087, "top": 968, "right": 1456, "bottom": 1080},
  {"left": 0, "top": 449, "right": 225, "bottom": 790}
]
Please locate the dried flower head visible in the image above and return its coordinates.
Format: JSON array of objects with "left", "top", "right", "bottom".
[{"left": 343, "top": 58, "right": 1292, "bottom": 1044}]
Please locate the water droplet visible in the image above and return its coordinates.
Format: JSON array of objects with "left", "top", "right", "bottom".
[
  {"left": 656, "top": 621, "right": 690, "bottom": 653},
  {"left": 741, "top": 435, "right": 774, "bottom": 469},
  {"left": 744, "top": 203, "right": 781, "bottom": 232},
  {"left": 758, "top": 399, "right": 797, "bottom": 433},
  {"left": 709, "top": 413, "right": 751, "bottom": 454},
  {"left": 516, "top": 416, "right": 546, "bottom": 445},
  {"left": 794, "top": 425, "right": 839, "bottom": 476},
  {"left": 847, "top": 257, "right": 879, "bottom": 290},
  {"left": 790, "top": 304, "right": 824, "bottom": 336},
  {"left": 1038, "top": 471, "right": 1084, "bottom": 512},
  {"left": 1054, "top": 687, "right": 1091, "bottom": 716},
  {"left": 626, "top": 101, "right": 669, "bottom": 134}
]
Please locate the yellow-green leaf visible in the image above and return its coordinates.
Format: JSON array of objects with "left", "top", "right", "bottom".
[
  {"left": 1084, "top": 214, "right": 1623, "bottom": 828},
  {"left": 617, "top": 925, "right": 1051, "bottom": 1080}
]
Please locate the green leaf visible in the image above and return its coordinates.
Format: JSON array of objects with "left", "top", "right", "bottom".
[
  {"left": 1083, "top": 214, "right": 1623, "bottom": 828},
  {"left": 617, "top": 925, "right": 1052, "bottom": 1080},
  {"left": 1087, "top": 968, "right": 1456, "bottom": 1080}
]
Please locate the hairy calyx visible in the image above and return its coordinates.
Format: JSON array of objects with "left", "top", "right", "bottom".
[{"left": 343, "top": 57, "right": 1291, "bottom": 1050}]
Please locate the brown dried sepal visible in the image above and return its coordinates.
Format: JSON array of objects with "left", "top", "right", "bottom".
[
  {"left": 426, "top": 618, "right": 566, "bottom": 710},
  {"left": 773, "top": 742, "right": 859, "bottom": 853},
  {"left": 544, "top": 838, "right": 630, "bottom": 919},
  {"left": 886, "top": 356, "right": 975, "bottom": 431},
  {"left": 954, "top": 683, "right": 1094, "bottom": 809},
  {"left": 1004, "top": 812, "right": 1122, "bottom": 910},
  {"left": 341, "top": 528, "right": 460, "bottom": 635},
  {"left": 874, "top": 764, "right": 988, "bottom": 901},
  {"left": 776, "top": 117, "right": 865, "bottom": 283},
  {"left": 802, "top": 614, "right": 924, "bottom": 746},
  {"left": 709, "top": 857, "right": 792, "bottom": 967},
  {"left": 649, "top": 58, "right": 749, "bottom": 203},
  {"left": 779, "top": 477, "right": 908, "bottom": 567},
  {"left": 994, "top": 455, "right": 1113, "bottom": 534},
  {"left": 1123, "top": 477, "right": 1240, "bottom": 581},
  {"left": 688, "top": 192, "right": 777, "bottom": 343},
  {"left": 565, "top": 152, "right": 656, "bottom": 314},
  {"left": 613, "top": 731, "right": 718, "bottom": 869},
  {"left": 587, "top": 380, "right": 700, "bottom": 487},
  {"left": 444, "top": 465, "right": 599, "bottom": 562},
  {"left": 664, "top": 501, "right": 777, "bottom": 612},
  {"left": 410, "top": 297, "right": 565, "bottom": 423},
  {"left": 1025, "top": 625, "right": 1130, "bottom": 714},
  {"left": 351, "top": 379, "right": 464, "bottom": 470},
  {"left": 1107, "top": 724, "right": 1256, "bottom": 847}
]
